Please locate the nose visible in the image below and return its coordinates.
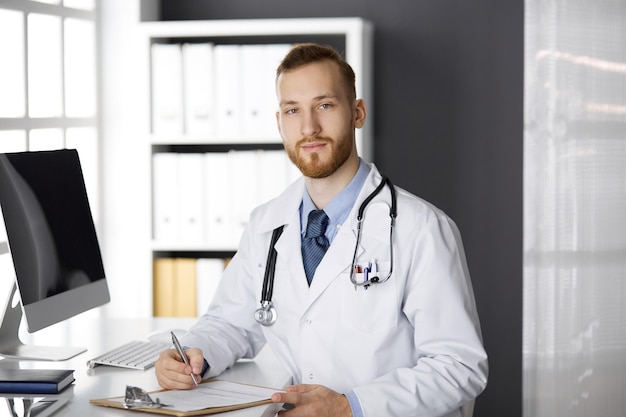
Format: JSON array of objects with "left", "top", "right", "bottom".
[{"left": 301, "top": 111, "right": 321, "bottom": 138}]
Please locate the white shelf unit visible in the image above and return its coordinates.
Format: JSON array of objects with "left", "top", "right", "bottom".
[{"left": 142, "top": 18, "right": 373, "bottom": 316}]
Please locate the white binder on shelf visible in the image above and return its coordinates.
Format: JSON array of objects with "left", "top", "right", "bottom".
[
  {"left": 240, "top": 44, "right": 266, "bottom": 139},
  {"left": 151, "top": 43, "right": 184, "bottom": 135},
  {"left": 259, "top": 44, "right": 292, "bottom": 140},
  {"left": 177, "top": 153, "right": 205, "bottom": 243},
  {"left": 214, "top": 44, "right": 242, "bottom": 139},
  {"left": 182, "top": 43, "right": 215, "bottom": 136},
  {"left": 203, "top": 152, "right": 231, "bottom": 247},
  {"left": 196, "top": 258, "right": 225, "bottom": 316},
  {"left": 256, "top": 149, "right": 289, "bottom": 204},
  {"left": 228, "top": 150, "right": 258, "bottom": 247},
  {"left": 152, "top": 153, "right": 179, "bottom": 242}
]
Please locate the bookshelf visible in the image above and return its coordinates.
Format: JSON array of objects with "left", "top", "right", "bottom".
[{"left": 142, "top": 18, "right": 374, "bottom": 317}]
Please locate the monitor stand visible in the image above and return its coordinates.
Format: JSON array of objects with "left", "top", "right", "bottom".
[{"left": 0, "top": 283, "right": 85, "bottom": 361}]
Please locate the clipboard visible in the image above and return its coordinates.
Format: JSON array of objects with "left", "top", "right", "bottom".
[{"left": 89, "top": 379, "right": 279, "bottom": 416}]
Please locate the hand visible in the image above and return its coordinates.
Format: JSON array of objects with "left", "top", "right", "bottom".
[
  {"left": 271, "top": 384, "right": 352, "bottom": 417},
  {"left": 154, "top": 347, "right": 204, "bottom": 389}
]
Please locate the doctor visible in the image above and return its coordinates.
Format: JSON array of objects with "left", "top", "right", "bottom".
[{"left": 155, "top": 43, "right": 488, "bottom": 417}]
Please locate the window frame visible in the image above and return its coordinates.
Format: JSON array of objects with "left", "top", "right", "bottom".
[{"left": 0, "top": 0, "right": 98, "bottom": 146}]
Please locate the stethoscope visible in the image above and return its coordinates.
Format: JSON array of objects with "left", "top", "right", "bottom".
[{"left": 254, "top": 176, "right": 397, "bottom": 326}]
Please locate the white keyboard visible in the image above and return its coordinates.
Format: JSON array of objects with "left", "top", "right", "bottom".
[{"left": 86, "top": 340, "right": 171, "bottom": 370}]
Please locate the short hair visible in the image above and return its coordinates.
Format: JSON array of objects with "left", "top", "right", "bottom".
[{"left": 276, "top": 43, "right": 356, "bottom": 100}]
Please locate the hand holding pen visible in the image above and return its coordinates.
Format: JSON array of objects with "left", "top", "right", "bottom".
[{"left": 171, "top": 331, "right": 199, "bottom": 387}]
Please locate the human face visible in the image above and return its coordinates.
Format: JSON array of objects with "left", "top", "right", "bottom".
[{"left": 276, "top": 60, "right": 365, "bottom": 179}]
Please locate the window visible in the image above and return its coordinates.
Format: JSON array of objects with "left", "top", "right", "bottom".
[
  {"left": 0, "top": 0, "right": 99, "bottom": 221},
  {"left": 524, "top": 0, "right": 626, "bottom": 415}
]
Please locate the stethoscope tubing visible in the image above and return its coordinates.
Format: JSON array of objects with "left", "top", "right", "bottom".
[
  {"left": 255, "top": 175, "right": 397, "bottom": 326},
  {"left": 349, "top": 176, "right": 396, "bottom": 287},
  {"left": 261, "top": 225, "right": 284, "bottom": 304}
]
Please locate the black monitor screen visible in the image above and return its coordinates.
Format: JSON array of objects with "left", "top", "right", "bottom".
[{"left": 0, "top": 149, "right": 106, "bottom": 306}]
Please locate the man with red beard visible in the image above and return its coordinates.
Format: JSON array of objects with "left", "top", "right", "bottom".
[{"left": 155, "top": 43, "right": 487, "bottom": 417}]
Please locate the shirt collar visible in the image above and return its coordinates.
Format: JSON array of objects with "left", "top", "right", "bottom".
[{"left": 300, "top": 159, "right": 370, "bottom": 240}]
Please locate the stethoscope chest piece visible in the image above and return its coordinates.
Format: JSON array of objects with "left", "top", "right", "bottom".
[{"left": 254, "top": 301, "right": 277, "bottom": 326}]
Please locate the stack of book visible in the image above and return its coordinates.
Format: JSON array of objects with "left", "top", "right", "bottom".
[
  {"left": 0, "top": 369, "right": 74, "bottom": 417},
  {"left": 0, "top": 368, "right": 74, "bottom": 394}
]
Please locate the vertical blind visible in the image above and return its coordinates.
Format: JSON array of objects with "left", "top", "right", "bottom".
[{"left": 524, "top": 0, "right": 626, "bottom": 416}]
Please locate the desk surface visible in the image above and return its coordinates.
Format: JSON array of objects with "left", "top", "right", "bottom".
[{"left": 0, "top": 316, "right": 292, "bottom": 417}]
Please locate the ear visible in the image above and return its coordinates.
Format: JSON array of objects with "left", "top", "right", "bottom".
[{"left": 354, "top": 99, "right": 367, "bottom": 129}]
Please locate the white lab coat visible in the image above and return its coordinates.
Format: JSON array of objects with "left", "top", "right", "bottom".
[{"left": 182, "top": 163, "right": 488, "bottom": 417}]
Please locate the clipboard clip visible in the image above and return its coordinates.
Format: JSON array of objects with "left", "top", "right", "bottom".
[{"left": 123, "top": 385, "right": 170, "bottom": 409}]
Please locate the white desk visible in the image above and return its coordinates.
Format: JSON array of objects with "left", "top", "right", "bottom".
[{"left": 0, "top": 317, "right": 292, "bottom": 417}]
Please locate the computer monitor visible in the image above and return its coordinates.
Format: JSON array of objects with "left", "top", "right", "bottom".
[{"left": 0, "top": 149, "right": 110, "bottom": 361}]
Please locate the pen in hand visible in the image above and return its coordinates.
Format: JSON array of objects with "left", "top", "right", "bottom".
[{"left": 171, "top": 331, "right": 199, "bottom": 387}]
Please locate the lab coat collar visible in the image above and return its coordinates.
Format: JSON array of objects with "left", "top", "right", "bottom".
[
  {"left": 272, "top": 164, "right": 393, "bottom": 309},
  {"left": 255, "top": 162, "right": 388, "bottom": 234},
  {"left": 255, "top": 176, "right": 306, "bottom": 234}
]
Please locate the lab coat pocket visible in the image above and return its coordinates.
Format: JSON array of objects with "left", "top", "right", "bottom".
[{"left": 339, "top": 261, "right": 398, "bottom": 334}]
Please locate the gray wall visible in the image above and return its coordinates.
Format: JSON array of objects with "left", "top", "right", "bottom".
[{"left": 157, "top": 1, "right": 523, "bottom": 415}]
